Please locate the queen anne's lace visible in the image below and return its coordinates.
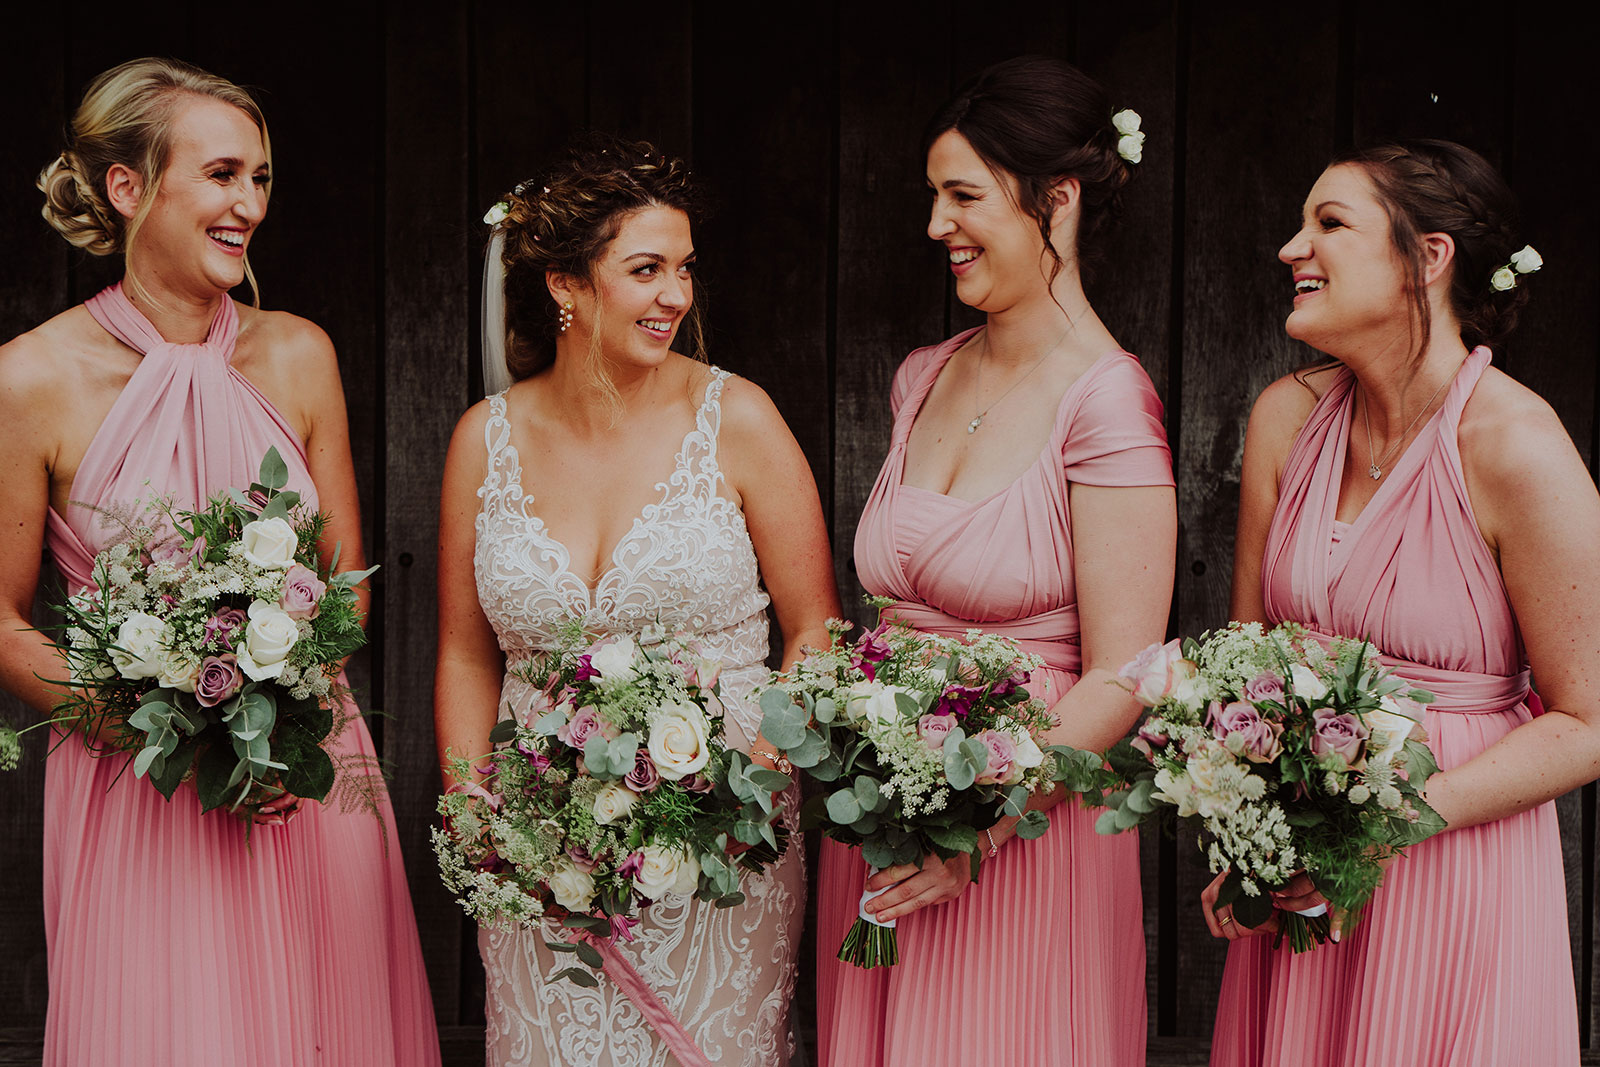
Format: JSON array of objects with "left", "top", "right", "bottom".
[{"left": 472, "top": 369, "right": 801, "bottom": 1067}]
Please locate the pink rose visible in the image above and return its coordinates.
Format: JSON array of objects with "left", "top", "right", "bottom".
[
  {"left": 567, "top": 845, "right": 598, "bottom": 872},
  {"left": 279, "top": 564, "right": 327, "bottom": 620},
  {"left": 194, "top": 654, "right": 243, "bottom": 708},
  {"left": 557, "top": 707, "right": 618, "bottom": 750},
  {"left": 682, "top": 773, "right": 715, "bottom": 794},
  {"left": 1310, "top": 707, "right": 1369, "bottom": 766},
  {"left": 1119, "top": 639, "right": 1198, "bottom": 706},
  {"left": 1207, "top": 700, "right": 1284, "bottom": 763},
  {"left": 1243, "top": 671, "right": 1286, "bottom": 706},
  {"left": 1131, "top": 722, "right": 1169, "bottom": 760},
  {"left": 973, "top": 729, "right": 1018, "bottom": 785},
  {"left": 918, "top": 713, "right": 958, "bottom": 751},
  {"left": 624, "top": 749, "right": 662, "bottom": 793}
]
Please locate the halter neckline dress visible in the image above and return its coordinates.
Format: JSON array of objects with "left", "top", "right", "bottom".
[
  {"left": 41, "top": 283, "right": 439, "bottom": 1067},
  {"left": 1209, "top": 346, "right": 1579, "bottom": 1065}
]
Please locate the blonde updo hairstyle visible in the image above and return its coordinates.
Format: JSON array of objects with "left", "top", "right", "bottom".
[
  {"left": 495, "top": 132, "right": 705, "bottom": 404},
  {"left": 38, "top": 57, "right": 272, "bottom": 307}
]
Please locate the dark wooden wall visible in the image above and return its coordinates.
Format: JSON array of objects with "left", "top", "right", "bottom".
[{"left": 2, "top": 4, "right": 1596, "bottom": 1064}]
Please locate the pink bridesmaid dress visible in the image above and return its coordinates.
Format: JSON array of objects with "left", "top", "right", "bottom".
[
  {"left": 39, "top": 284, "right": 440, "bottom": 1066},
  {"left": 1210, "top": 346, "right": 1579, "bottom": 1065},
  {"left": 816, "top": 327, "right": 1171, "bottom": 1066}
]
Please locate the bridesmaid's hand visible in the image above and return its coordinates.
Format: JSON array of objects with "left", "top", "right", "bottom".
[
  {"left": 863, "top": 852, "right": 972, "bottom": 922},
  {"left": 1200, "top": 870, "right": 1280, "bottom": 941}
]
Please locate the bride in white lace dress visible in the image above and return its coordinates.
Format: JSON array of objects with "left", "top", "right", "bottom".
[{"left": 435, "top": 135, "right": 839, "bottom": 1067}]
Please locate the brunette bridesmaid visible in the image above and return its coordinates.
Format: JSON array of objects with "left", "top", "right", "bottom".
[{"left": 815, "top": 55, "right": 1175, "bottom": 1066}]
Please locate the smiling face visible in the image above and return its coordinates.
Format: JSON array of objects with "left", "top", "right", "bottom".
[
  {"left": 925, "top": 130, "right": 1054, "bottom": 313},
  {"left": 573, "top": 205, "right": 695, "bottom": 370},
  {"left": 1278, "top": 163, "right": 1414, "bottom": 354},
  {"left": 126, "top": 95, "right": 270, "bottom": 300}
]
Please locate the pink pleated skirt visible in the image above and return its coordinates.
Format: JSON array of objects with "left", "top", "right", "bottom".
[
  {"left": 814, "top": 724, "right": 1148, "bottom": 1067},
  {"left": 41, "top": 704, "right": 440, "bottom": 1067},
  {"left": 1210, "top": 702, "right": 1580, "bottom": 1066}
]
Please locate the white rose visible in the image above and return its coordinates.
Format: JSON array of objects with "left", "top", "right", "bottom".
[
  {"left": 1289, "top": 663, "right": 1329, "bottom": 702},
  {"left": 592, "top": 782, "right": 639, "bottom": 825},
  {"left": 1009, "top": 728, "right": 1044, "bottom": 771},
  {"left": 589, "top": 635, "right": 639, "bottom": 685},
  {"left": 110, "top": 612, "right": 166, "bottom": 680},
  {"left": 1509, "top": 245, "right": 1542, "bottom": 274},
  {"left": 1116, "top": 132, "right": 1145, "bottom": 164},
  {"left": 482, "top": 201, "right": 510, "bottom": 226},
  {"left": 157, "top": 649, "right": 200, "bottom": 693},
  {"left": 1153, "top": 767, "right": 1198, "bottom": 818},
  {"left": 1365, "top": 695, "right": 1420, "bottom": 766},
  {"left": 631, "top": 844, "right": 699, "bottom": 900},
  {"left": 236, "top": 600, "right": 299, "bottom": 681},
  {"left": 1490, "top": 266, "right": 1517, "bottom": 292},
  {"left": 848, "top": 683, "right": 920, "bottom": 725},
  {"left": 1112, "top": 108, "right": 1142, "bottom": 135},
  {"left": 647, "top": 704, "right": 711, "bottom": 780},
  {"left": 239, "top": 517, "right": 299, "bottom": 570},
  {"left": 546, "top": 861, "right": 596, "bottom": 911}
]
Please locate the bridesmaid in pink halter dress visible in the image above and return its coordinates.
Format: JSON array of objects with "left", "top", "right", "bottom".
[
  {"left": 816, "top": 58, "right": 1175, "bottom": 1066},
  {"left": 0, "top": 60, "right": 438, "bottom": 1065},
  {"left": 1203, "top": 141, "right": 1598, "bottom": 1065}
]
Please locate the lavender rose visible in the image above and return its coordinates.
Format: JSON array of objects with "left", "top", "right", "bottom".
[
  {"left": 194, "top": 654, "right": 244, "bottom": 708},
  {"left": 918, "top": 712, "right": 957, "bottom": 751},
  {"left": 279, "top": 564, "right": 327, "bottom": 620},
  {"left": 1310, "top": 707, "right": 1369, "bottom": 766},
  {"left": 1119, "top": 639, "right": 1202, "bottom": 708},
  {"left": 973, "top": 729, "right": 1018, "bottom": 785},
  {"left": 1243, "top": 671, "right": 1286, "bottom": 706},
  {"left": 557, "top": 707, "right": 618, "bottom": 750},
  {"left": 624, "top": 749, "right": 662, "bottom": 793},
  {"left": 1208, "top": 700, "right": 1284, "bottom": 763}
]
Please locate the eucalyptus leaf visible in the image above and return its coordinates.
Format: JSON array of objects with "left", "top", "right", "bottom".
[
  {"left": 544, "top": 941, "right": 579, "bottom": 954},
  {"left": 1112, "top": 800, "right": 1143, "bottom": 831},
  {"left": 825, "top": 789, "right": 863, "bottom": 825},
  {"left": 574, "top": 942, "right": 604, "bottom": 968},
  {"left": 715, "top": 892, "right": 746, "bottom": 909},
  {"left": 532, "top": 711, "right": 565, "bottom": 737},
  {"left": 853, "top": 776, "right": 880, "bottom": 811},
  {"left": 149, "top": 744, "right": 196, "bottom": 800},
  {"left": 1126, "top": 777, "right": 1157, "bottom": 814},
  {"left": 760, "top": 695, "right": 808, "bottom": 750},
  {"left": 195, "top": 745, "right": 236, "bottom": 812},
  {"left": 788, "top": 729, "right": 830, "bottom": 769},
  {"left": 488, "top": 719, "right": 518, "bottom": 745},
  {"left": 1094, "top": 808, "right": 1121, "bottom": 836},
  {"left": 813, "top": 696, "right": 837, "bottom": 724},
  {"left": 554, "top": 967, "right": 600, "bottom": 988},
  {"left": 893, "top": 690, "right": 924, "bottom": 718},
  {"left": 259, "top": 495, "right": 292, "bottom": 522},
  {"left": 258, "top": 446, "right": 289, "bottom": 489},
  {"left": 807, "top": 750, "right": 844, "bottom": 782},
  {"left": 133, "top": 745, "right": 163, "bottom": 779},
  {"left": 583, "top": 735, "right": 618, "bottom": 778},
  {"left": 861, "top": 837, "right": 897, "bottom": 869},
  {"left": 1002, "top": 785, "right": 1030, "bottom": 817},
  {"left": 892, "top": 836, "right": 922, "bottom": 866},
  {"left": 747, "top": 768, "right": 792, "bottom": 794},
  {"left": 924, "top": 822, "right": 978, "bottom": 854},
  {"left": 1014, "top": 810, "right": 1050, "bottom": 839}
]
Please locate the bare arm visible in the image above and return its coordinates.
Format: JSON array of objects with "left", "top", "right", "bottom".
[{"left": 433, "top": 404, "right": 506, "bottom": 788}]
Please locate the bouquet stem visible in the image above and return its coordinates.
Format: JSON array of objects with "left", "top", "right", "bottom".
[
  {"left": 836, "top": 917, "right": 899, "bottom": 969},
  {"left": 1276, "top": 910, "right": 1333, "bottom": 953}
]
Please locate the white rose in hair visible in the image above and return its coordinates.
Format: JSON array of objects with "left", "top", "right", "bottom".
[
  {"left": 1112, "top": 108, "right": 1142, "bottom": 135},
  {"left": 1509, "top": 245, "right": 1542, "bottom": 273},
  {"left": 1117, "top": 132, "right": 1145, "bottom": 164},
  {"left": 1490, "top": 266, "right": 1517, "bottom": 292},
  {"left": 239, "top": 517, "right": 299, "bottom": 569},
  {"left": 110, "top": 612, "right": 166, "bottom": 680}
]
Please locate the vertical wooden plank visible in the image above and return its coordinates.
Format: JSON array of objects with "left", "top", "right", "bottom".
[
  {"left": 1078, "top": 2, "right": 1182, "bottom": 1038},
  {"left": 834, "top": 2, "right": 951, "bottom": 623},
  {"left": 587, "top": 8, "right": 692, "bottom": 153},
  {"left": 0, "top": 26, "right": 102, "bottom": 1045},
  {"left": 385, "top": 0, "right": 471, "bottom": 1028},
  {"left": 1174, "top": 2, "right": 1340, "bottom": 1037}
]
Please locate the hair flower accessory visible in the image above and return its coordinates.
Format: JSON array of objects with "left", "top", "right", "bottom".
[
  {"left": 1112, "top": 109, "right": 1145, "bottom": 164},
  {"left": 483, "top": 201, "right": 510, "bottom": 226},
  {"left": 1491, "top": 244, "right": 1541, "bottom": 291}
]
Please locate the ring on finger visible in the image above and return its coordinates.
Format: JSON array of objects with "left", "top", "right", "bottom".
[{"left": 1219, "top": 913, "right": 1234, "bottom": 927}]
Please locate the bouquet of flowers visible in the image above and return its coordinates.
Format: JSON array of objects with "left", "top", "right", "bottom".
[
  {"left": 0, "top": 448, "right": 378, "bottom": 818},
  {"left": 1054, "top": 622, "right": 1445, "bottom": 950},
  {"left": 756, "top": 610, "right": 1064, "bottom": 968},
  {"left": 433, "top": 625, "right": 791, "bottom": 987}
]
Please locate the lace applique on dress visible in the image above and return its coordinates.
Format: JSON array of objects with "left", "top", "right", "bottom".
[{"left": 471, "top": 368, "right": 802, "bottom": 1067}]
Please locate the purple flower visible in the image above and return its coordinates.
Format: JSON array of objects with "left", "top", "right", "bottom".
[
  {"left": 852, "top": 624, "right": 893, "bottom": 681},
  {"left": 609, "top": 914, "right": 640, "bottom": 942},
  {"left": 682, "top": 773, "right": 715, "bottom": 794},
  {"left": 1310, "top": 707, "right": 1369, "bottom": 767},
  {"left": 279, "top": 564, "right": 327, "bottom": 620},
  {"left": 934, "top": 684, "right": 982, "bottom": 719},
  {"left": 1243, "top": 671, "right": 1286, "bottom": 706},
  {"left": 514, "top": 737, "right": 551, "bottom": 771},
  {"left": 618, "top": 851, "right": 645, "bottom": 880},
  {"left": 203, "top": 608, "right": 247, "bottom": 652},
  {"left": 624, "top": 750, "right": 661, "bottom": 793},
  {"left": 573, "top": 654, "right": 600, "bottom": 684},
  {"left": 567, "top": 845, "right": 598, "bottom": 872},
  {"left": 1207, "top": 700, "right": 1284, "bottom": 763},
  {"left": 194, "top": 654, "right": 243, "bottom": 708},
  {"left": 557, "top": 707, "right": 617, "bottom": 750}
]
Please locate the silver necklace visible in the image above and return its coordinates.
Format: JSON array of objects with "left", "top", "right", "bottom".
[
  {"left": 1359, "top": 364, "right": 1459, "bottom": 480},
  {"left": 967, "top": 325, "right": 1071, "bottom": 434}
]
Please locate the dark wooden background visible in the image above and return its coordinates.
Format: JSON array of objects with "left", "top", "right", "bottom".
[{"left": 2, "top": 3, "right": 1595, "bottom": 1064}]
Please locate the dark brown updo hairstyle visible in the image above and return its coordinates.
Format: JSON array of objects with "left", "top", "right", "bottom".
[
  {"left": 39, "top": 57, "right": 271, "bottom": 307},
  {"left": 1332, "top": 139, "right": 1530, "bottom": 356},
  {"left": 922, "top": 54, "right": 1135, "bottom": 285},
  {"left": 495, "top": 132, "right": 705, "bottom": 385}
]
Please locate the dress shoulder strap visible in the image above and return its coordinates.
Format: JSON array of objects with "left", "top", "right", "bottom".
[{"left": 693, "top": 367, "right": 732, "bottom": 455}]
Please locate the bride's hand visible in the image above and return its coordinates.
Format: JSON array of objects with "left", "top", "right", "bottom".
[{"left": 1200, "top": 869, "right": 1280, "bottom": 941}]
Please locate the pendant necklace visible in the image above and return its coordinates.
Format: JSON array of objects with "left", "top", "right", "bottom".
[
  {"left": 1359, "top": 362, "right": 1460, "bottom": 480},
  {"left": 968, "top": 322, "right": 1073, "bottom": 434}
]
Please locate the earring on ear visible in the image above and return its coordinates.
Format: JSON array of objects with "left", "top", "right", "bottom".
[{"left": 558, "top": 301, "right": 575, "bottom": 333}]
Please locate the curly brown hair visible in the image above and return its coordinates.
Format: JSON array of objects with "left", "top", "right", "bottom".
[
  {"left": 494, "top": 132, "right": 705, "bottom": 387},
  {"left": 1332, "top": 139, "right": 1531, "bottom": 357}
]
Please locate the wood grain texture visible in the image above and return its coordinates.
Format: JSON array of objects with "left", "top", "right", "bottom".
[{"left": 383, "top": 0, "right": 470, "bottom": 1028}]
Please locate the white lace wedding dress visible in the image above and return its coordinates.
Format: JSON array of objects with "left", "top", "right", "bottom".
[{"left": 472, "top": 369, "right": 804, "bottom": 1067}]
